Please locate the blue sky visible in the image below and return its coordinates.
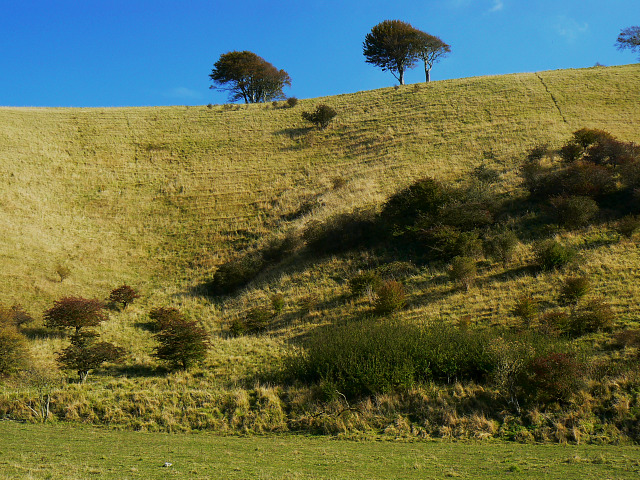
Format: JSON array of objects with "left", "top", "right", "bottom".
[{"left": 1, "top": 0, "right": 638, "bottom": 107}]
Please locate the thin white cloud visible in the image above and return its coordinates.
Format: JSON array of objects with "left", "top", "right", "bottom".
[
  {"left": 554, "top": 16, "right": 589, "bottom": 42},
  {"left": 164, "top": 87, "right": 204, "bottom": 101},
  {"left": 489, "top": 0, "right": 503, "bottom": 12}
]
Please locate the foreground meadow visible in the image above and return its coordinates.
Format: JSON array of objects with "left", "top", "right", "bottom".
[{"left": 1, "top": 422, "right": 639, "bottom": 479}]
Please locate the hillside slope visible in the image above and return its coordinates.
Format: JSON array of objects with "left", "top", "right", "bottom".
[{"left": 1, "top": 64, "right": 639, "bottom": 312}]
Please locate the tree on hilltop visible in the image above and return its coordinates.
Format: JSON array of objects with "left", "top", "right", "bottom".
[
  {"left": 616, "top": 26, "right": 640, "bottom": 60},
  {"left": 414, "top": 32, "right": 451, "bottom": 83},
  {"left": 363, "top": 20, "right": 451, "bottom": 85},
  {"left": 209, "top": 51, "right": 291, "bottom": 104},
  {"left": 363, "top": 20, "right": 421, "bottom": 85}
]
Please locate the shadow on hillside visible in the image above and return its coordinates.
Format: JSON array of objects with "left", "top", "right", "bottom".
[
  {"left": 274, "top": 126, "right": 313, "bottom": 139},
  {"left": 112, "top": 364, "right": 167, "bottom": 378},
  {"left": 133, "top": 321, "right": 159, "bottom": 333},
  {"left": 21, "top": 326, "right": 67, "bottom": 340},
  {"left": 486, "top": 264, "right": 539, "bottom": 283}
]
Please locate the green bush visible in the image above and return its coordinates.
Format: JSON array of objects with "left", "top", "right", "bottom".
[
  {"left": 289, "top": 320, "right": 499, "bottom": 398},
  {"left": 512, "top": 296, "right": 538, "bottom": 327},
  {"left": 205, "top": 253, "right": 265, "bottom": 295},
  {"left": 548, "top": 195, "right": 599, "bottom": 229},
  {"left": 373, "top": 280, "right": 406, "bottom": 315},
  {"left": 533, "top": 240, "right": 577, "bottom": 271},
  {"left": 418, "top": 226, "right": 482, "bottom": 260},
  {"left": 526, "top": 352, "right": 583, "bottom": 404},
  {"left": 0, "top": 325, "right": 31, "bottom": 376},
  {"left": 449, "top": 256, "right": 477, "bottom": 291},
  {"left": 301, "top": 104, "right": 337, "bottom": 129},
  {"left": 290, "top": 319, "right": 421, "bottom": 397},
  {"left": 484, "top": 230, "right": 519, "bottom": 266},
  {"left": 230, "top": 306, "right": 274, "bottom": 336},
  {"left": 153, "top": 310, "right": 209, "bottom": 370},
  {"left": 286, "top": 97, "right": 298, "bottom": 108},
  {"left": 271, "top": 294, "right": 285, "bottom": 315},
  {"left": 558, "top": 276, "right": 591, "bottom": 308},
  {"left": 349, "top": 271, "right": 383, "bottom": 297},
  {"left": 568, "top": 299, "right": 615, "bottom": 336},
  {"left": 381, "top": 177, "right": 448, "bottom": 230},
  {"left": 615, "top": 215, "right": 640, "bottom": 239}
]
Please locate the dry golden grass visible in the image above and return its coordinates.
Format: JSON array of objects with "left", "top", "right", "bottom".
[{"left": 1, "top": 65, "right": 640, "bottom": 420}]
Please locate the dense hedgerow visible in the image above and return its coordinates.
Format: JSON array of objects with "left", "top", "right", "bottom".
[{"left": 287, "top": 319, "right": 575, "bottom": 401}]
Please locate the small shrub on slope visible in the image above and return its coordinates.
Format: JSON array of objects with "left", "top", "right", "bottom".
[
  {"left": 373, "top": 280, "right": 406, "bottom": 315},
  {"left": 0, "top": 324, "right": 31, "bottom": 376},
  {"left": 533, "top": 240, "right": 577, "bottom": 271},
  {"left": 301, "top": 104, "right": 337, "bottom": 129}
]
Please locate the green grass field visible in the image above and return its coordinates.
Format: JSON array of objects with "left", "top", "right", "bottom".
[
  {"left": 1, "top": 422, "right": 639, "bottom": 479},
  {"left": 2, "top": 64, "right": 640, "bottom": 442}
]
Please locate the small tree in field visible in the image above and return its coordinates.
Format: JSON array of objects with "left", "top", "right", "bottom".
[
  {"left": 44, "top": 297, "right": 123, "bottom": 382},
  {"left": 152, "top": 309, "right": 209, "bottom": 370},
  {"left": 109, "top": 284, "right": 140, "bottom": 310},
  {"left": 44, "top": 297, "right": 107, "bottom": 333},
  {"left": 57, "top": 331, "right": 124, "bottom": 383}
]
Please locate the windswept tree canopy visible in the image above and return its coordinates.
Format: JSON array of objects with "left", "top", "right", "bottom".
[
  {"left": 414, "top": 32, "right": 451, "bottom": 82},
  {"left": 209, "top": 51, "right": 292, "bottom": 103},
  {"left": 363, "top": 20, "right": 451, "bottom": 85},
  {"left": 363, "top": 20, "right": 420, "bottom": 85},
  {"left": 616, "top": 26, "right": 640, "bottom": 60}
]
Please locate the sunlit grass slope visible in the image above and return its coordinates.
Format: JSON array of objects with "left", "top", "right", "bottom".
[
  {"left": 2, "top": 65, "right": 640, "bottom": 436},
  {"left": 1, "top": 64, "right": 639, "bottom": 313}
]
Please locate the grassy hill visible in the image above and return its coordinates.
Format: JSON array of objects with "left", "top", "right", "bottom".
[{"left": 1, "top": 64, "right": 640, "bottom": 438}]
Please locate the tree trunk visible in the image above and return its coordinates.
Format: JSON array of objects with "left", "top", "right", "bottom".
[
  {"left": 424, "top": 65, "right": 431, "bottom": 83},
  {"left": 399, "top": 69, "right": 405, "bottom": 85}
]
